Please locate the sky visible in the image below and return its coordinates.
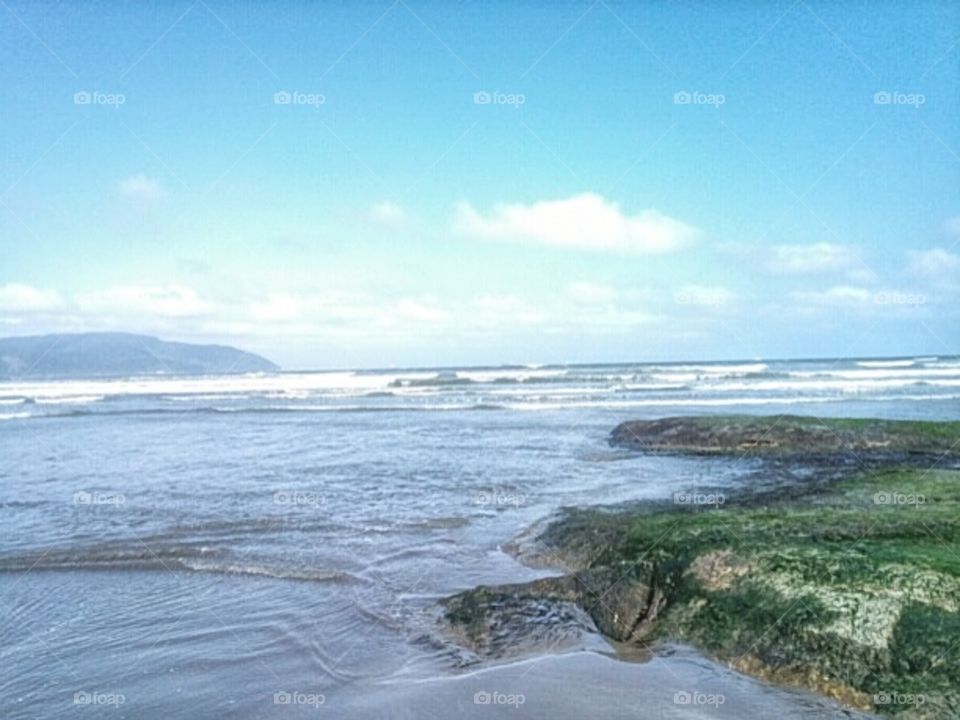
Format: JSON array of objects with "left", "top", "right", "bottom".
[{"left": 1, "top": 0, "right": 958, "bottom": 369}]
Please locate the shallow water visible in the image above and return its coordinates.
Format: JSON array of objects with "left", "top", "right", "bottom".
[{"left": 2, "top": 356, "right": 956, "bottom": 718}]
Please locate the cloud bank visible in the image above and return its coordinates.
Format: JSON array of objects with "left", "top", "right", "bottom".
[{"left": 455, "top": 193, "right": 697, "bottom": 253}]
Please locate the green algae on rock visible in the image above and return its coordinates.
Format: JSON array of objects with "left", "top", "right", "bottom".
[
  {"left": 609, "top": 415, "right": 960, "bottom": 457},
  {"left": 444, "top": 416, "right": 960, "bottom": 719}
]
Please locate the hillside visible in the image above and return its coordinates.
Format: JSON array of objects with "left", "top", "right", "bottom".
[{"left": 0, "top": 333, "right": 279, "bottom": 379}]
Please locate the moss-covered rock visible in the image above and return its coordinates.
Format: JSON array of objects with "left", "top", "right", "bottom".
[
  {"left": 443, "top": 562, "right": 657, "bottom": 658},
  {"left": 444, "top": 416, "right": 960, "bottom": 719},
  {"left": 609, "top": 414, "right": 960, "bottom": 458}
]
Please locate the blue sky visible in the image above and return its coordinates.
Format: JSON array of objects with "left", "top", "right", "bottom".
[{"left": 1, "top": 0, "right": 958, "bottom": 368}]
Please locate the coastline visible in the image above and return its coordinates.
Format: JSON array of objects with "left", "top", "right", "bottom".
[{"left": 442, "top": 416, "right": 960, "bottom": 719}]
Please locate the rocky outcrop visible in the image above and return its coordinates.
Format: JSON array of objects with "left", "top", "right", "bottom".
[
  {"left": 443, "top": 562, "right": 658, "bottom": 659},
  {"left": 443, "top": 416, "right": 960, "bottom": 719},
  {"left": 609, "top": 415, "right": 960, "bottom": 458}
]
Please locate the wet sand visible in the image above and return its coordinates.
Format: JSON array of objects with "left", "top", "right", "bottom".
[{"left": 337, "top": 645, "right": 876, "bottom": 719}]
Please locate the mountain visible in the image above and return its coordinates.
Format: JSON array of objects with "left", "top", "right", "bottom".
[{"left": 0, "top": 333, "right": 279, "bottom": 379}]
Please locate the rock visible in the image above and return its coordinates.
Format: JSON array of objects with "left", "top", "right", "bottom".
[
  {"left": 609, "top": 415, "right": 960, "bottom": 459},
  {"left": 443, "top": 416, "right": 960, "bottom": 719},
  {"left": 443, "top": 562, "right": 658, "bottom": 658}
]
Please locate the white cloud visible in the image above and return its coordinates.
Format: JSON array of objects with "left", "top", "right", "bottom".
[
  {"left": 474, "top": 294, "right": 523, "bottom": 313},
  {"left": 78, "top": 285, "right": 210, "bottom": 318},
  {"left": 845, "top": 268, "right": 879, "bottom": 284},
  {"left": 454, "top": 193, "right": 697, "bottom": 253},
  {"left": 394, "top": 299, "right": 449, "bottom": 323},
  {"left": 250, "top": 294, "right": 303, "bottom": 322},
  {"left": 369, "top": 201, "right": 407, "bottom": 229},
  {"left": 767, "top": 243, "right": 859, "bottom": 274},
  {"left": 472, "top": 295, "right": 546, "bottom": 325},
  {"left": 674, "top": 284, "right": 734, "bottom": 307},
  {"left": 907, "top": 248, "right": 960, "bottom": 278},
  {"left": 0, "top": 284, "right": 63, "bottom": 312},
  {"left": 790, "top": 285, "right": 872, "bottom": 306},
  {"left": 567, "top": 281, "right": 616, "bottom": 304},
  {"left": 119, "top": 174, "right": 165, "bottom": 205},
  {"left": 245, "top": 293, "right": 450, "bottom": 329}
]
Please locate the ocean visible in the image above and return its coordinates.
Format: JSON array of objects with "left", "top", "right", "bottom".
[{"left": 2, "top": 356, "right": 958, "bottom": 719}]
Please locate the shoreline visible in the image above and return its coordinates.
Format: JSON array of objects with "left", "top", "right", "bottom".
[{"left": 441, "top": 416, "right": 960, "bottom": 719}]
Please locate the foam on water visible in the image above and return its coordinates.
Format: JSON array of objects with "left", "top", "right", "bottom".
[
  {"left": 857, "top": 359, "right": 916, "bottom": 368},
  {"left": 0, "top": 412, "right": 30, "bottom": 421},
  {"left": 0, "top": 356, "right": 957, "bottom": 422}
]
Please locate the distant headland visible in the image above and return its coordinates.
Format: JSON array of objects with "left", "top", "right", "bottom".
[{"left": 0, "top": 332, "right": 279, "bottom": 379}]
